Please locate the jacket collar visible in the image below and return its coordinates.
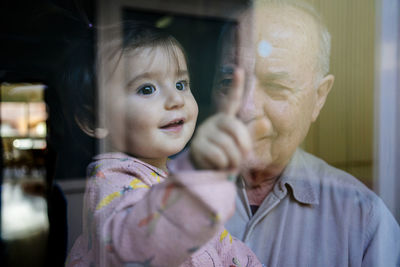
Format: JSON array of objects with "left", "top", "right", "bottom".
[{"left": 93, "top": 152, "right": 168, "bottom": 178}]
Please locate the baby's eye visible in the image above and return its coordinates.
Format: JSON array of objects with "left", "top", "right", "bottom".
[
  {"left": 176, "top": 80, "right": 188, "bottom": 91},
  {"left": 138, "top": 84, "right": 156, "bottom": 95}
]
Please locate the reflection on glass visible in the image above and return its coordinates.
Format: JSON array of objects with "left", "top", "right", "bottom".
[{"left": 1, "top": 82, "right": 49, "bottom": 267}]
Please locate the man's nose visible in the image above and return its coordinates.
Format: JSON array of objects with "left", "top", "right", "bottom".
[
  {"left": 238, "top": 81, "right": 263, "bottom": 122},
  {"left": 165, "top": 88, "right": 185, "bottom": 110}
]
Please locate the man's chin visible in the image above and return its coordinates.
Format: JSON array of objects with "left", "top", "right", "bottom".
[{"left": 241, "top": 152, "right": 272, "bottom": 172}]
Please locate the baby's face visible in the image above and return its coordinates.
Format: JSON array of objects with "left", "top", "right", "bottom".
[{"left": 108, "top": 45, "right": 198, "bottom": 161}]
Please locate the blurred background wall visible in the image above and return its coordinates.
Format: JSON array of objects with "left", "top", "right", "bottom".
[{"left": 302, "top": 0, "right": 375, "bottom": 189}]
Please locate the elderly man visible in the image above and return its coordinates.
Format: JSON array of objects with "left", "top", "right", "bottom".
[{"left": 181, "top": 0, "right": 400, "bottom": 266}]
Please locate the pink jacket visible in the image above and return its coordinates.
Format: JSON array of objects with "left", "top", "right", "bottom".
[{"left": 67, "top": 153, "right": 261, "bottom": 267}]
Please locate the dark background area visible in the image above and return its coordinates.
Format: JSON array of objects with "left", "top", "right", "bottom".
[
  {"left": 1, "top": 1, "right": 95, "bottom": 265},
  {"left": 1, "top": 0, "right": 97, "bottom": 179}
]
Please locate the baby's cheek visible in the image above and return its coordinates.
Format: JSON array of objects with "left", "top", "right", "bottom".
[
  {"left": 188, "top": 97, "right": 199, "bottom": 120},
  {"left": 126, "top": 103, "right": 152, "bottom": 126}
]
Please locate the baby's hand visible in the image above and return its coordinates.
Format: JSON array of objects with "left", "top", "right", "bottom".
[{"left": 190, "top": 68, "right": 251, "bottom": 170}]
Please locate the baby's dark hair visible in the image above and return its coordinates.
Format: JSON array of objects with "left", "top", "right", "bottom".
[
  {"left": 123, "top": 21, "right": 185, "bottom": 54},
  {"left": 104, "top": 21, "right": 188, "bottom": 81}
]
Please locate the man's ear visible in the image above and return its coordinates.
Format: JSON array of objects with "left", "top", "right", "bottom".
[{"left": 312, "top": 74, "right": 334, "bottom": 122}]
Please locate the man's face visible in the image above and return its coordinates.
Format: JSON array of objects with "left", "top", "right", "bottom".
[
  {"left": 108, "top": 45, "right": 198, "bottom": 161},
  {"left": 239, "top": 6, "right": 323, "bottom": 173}
]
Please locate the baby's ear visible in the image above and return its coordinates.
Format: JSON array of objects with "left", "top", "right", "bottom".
[{"left": 74, "top": 106, "right": 108, "bottom": 139}]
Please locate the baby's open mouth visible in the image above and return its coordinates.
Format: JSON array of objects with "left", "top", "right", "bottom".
[{"left": 160, "top": 119, "right": 184, "bottom": 129}]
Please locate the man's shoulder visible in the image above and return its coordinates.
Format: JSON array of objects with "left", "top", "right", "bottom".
[
  {"left": 296, "top": 149, "right": 379, "bottom": 204},
  {"left": 289, "top": 150, "right": 400, "bottom": 265},
  {"left": 295, "top": 150, "right": 399, "bottom": 237}
]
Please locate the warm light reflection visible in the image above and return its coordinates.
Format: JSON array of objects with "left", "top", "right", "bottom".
[
  {"left": 12, "top": 139, "right": 46, "bottom": 150},
  {"left": 35, "top": 122, "right": 47, "bottom": 136},
  {"left": 0, "top": 102, "right": 47, "bottom": 137},
  {"left": 1, "top": 82, "right": 48, "bottom": 181},
  {"left": 1, "top": 182, "right": 49, "bottom": 240}
]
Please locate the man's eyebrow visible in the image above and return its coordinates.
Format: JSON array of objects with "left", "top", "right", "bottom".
[
  {"left": 262, "top": 71, "right": 290, "bottom": 81},
  {"left": 259, "top": 72, "right": 298, "bottom": 92},
  {"left": 260, "top": 72, "right": 295, "bottom": 86}
]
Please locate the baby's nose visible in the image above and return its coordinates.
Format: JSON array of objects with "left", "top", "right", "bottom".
[{"left": 165, "top": 89, "right": 184, "bottom": 110}]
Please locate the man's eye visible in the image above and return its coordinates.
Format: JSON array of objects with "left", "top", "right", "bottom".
[
  {"left": 219, "top": 78, "right": 233, "bottom": 88},
  {"left": 216, "top": 78, "right": 233, "bottom": 95},
  {"left": 138, "top": 84, "right": 156, "bottom": 95},
  {"left": 176, "top": 80, "right": 188, "bottom": 91}
]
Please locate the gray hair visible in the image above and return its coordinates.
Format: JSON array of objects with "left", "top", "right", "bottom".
[{"left": 257, "top": 0, "right": 331, "bottom": 78}]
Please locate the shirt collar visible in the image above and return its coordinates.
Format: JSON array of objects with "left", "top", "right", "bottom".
[{"left": 276, "top": 149, "right": 320, "bottom": 205}]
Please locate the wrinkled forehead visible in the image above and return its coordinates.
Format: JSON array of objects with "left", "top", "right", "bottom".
[
  {"left": 257, "top": 6, "right": 319, "bottom": 52},
  {"left": 253, "top": 5, "right": 320, "bottom": 81}
]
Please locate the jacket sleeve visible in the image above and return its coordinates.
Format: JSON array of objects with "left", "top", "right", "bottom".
[{"left": 74, "top": 160, "right": 236, "bottom": 267}]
